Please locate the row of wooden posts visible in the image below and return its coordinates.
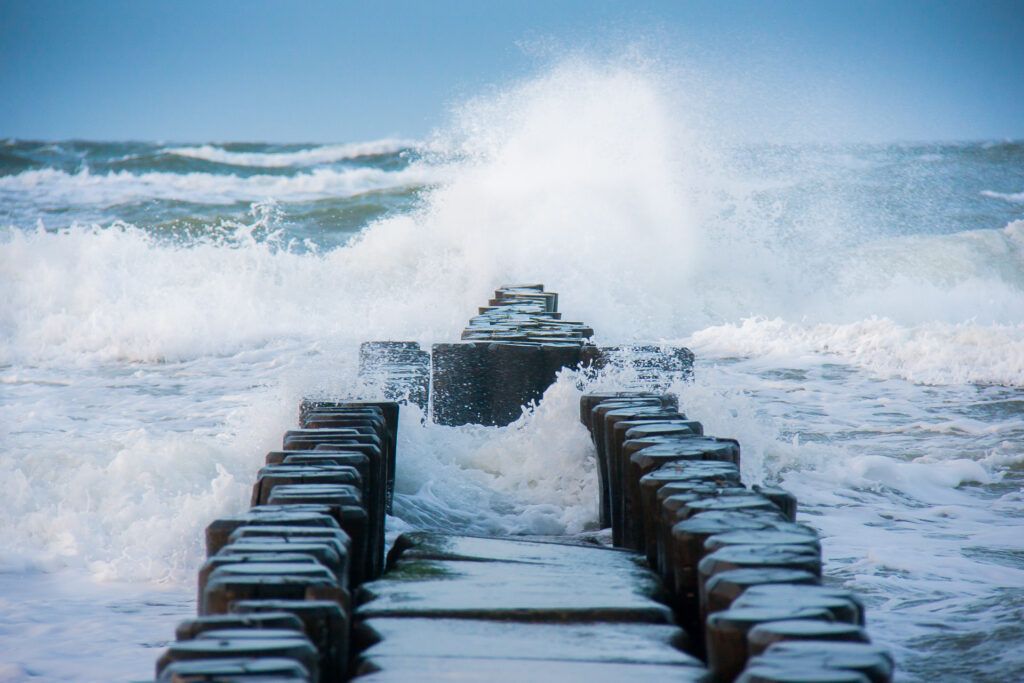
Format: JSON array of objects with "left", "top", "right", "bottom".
[
  {"left": 146, "top": 284, "right": 892, "bottom": 682},
  {"left": 154, "top": 399, "right": 398, "bottom": 682},
  {"left": 580, "top": 389, "right": 894, "bottom": 682}
]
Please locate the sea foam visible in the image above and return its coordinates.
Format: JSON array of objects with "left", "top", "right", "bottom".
[
  {"left": 166, "top": 139, "right": 418, "bottom": 167},
  {"left": 981, "top": 189, "right": 1024, "bottom": 203},
  {"left": 0, "top": 163, "right": 443, "bottom": 207},
  {"left": 2, "top": 57, "right": 1023, "bottom": 682}
]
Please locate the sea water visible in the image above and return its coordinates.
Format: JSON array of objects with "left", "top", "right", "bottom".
[{"left": 1, "top": 60, "right": 1022, "bottom": 681}]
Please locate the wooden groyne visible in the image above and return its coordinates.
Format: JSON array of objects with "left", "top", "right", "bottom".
[{"left": 153, "top": 284, "right": 892, "bottom": 682}]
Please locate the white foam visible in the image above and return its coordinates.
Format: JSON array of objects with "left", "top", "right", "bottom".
[
  {"left": 166, "top": 139, "right": 419, "bottom": 167},
  {"left": 393, "top": 374, "right": 597, "bottom": 536},
  {"left": 2, "top": 57, "right": 1024, "bottom": 681},
  {"left": 0, "top": 60, "right": 710, "bottom": 365},
  {"left": 0, "top": 571, "right": 192, "bottom": 681},
  {"left": 6, "top": 66, "right": 1023, "bottom": 374},
  {"left": 0, "top": 353, "right": 295, "bottom": 581},
  {"left": 0, "top": 163, "right": 443, "bottom": 207},
  {"left": 688, "top": 316, "right": 1024, "bottom": 386},
  {"left": 981, "top": 189, "right": 1024, "bottom": 203}
]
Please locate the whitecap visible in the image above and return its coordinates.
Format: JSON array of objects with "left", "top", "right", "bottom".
[
  {"left": 0, "top": 164, "right": 445, "bottom": 208},
  {"left": 166, "top": 139, "right": 419, "bottom": 167},
  {"left": 981, "top": 189, "right": 1024, "bottom": 203}
]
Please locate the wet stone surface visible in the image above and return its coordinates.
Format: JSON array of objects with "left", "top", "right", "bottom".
[
  {"left": 355, "top": 618, "right": 701, "bottom": 666},
  {"left": 352, "top": 532, "right": 708, "bottom": 679},
  {"left": 358, "top": 555, "right": 672, "bottom": 622},
  {"left": 353, "top": 656, "right": 711, "bottom": 682},
  {"left": 150, "top": 326, "right": 893, "bottom": 683}
]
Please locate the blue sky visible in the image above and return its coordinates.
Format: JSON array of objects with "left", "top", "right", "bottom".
[{"left": 1, "top": 0, "right": 1021, "bottom": 143}]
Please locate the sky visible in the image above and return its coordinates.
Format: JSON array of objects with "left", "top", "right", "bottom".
[{"left": 1, "top": 0, "right": 1022, "bottom": 143}]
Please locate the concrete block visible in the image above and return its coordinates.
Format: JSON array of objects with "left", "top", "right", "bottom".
[
  {"left": 429, "top": 342, "right": 491, "bottom": 426},
  {"left": 351, "top": 656, "right": 710, "bottom": 682},
  {"left": 488, "top": 342, "right": 551, "bottom": 424},
  {"left": 358, "top": 342, "right": 431, "bottom": 412},
  {"left": 592, "top": 344, "right": 695, "bottom": 387},
  {"left": 361, "top": 535, "right": 672, "bottom": 624},
  {"left": 432, "top": 341, "right": 584, "bottom": 427},
  {"left": 353, "top": 617, "right": 701, "bottom": 667}
]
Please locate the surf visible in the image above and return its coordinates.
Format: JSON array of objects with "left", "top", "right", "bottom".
[{"left": 1, "top": 56, "right": 1023, "bottom": 682}]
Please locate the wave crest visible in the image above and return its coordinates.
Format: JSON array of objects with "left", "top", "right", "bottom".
[
  {"left": 689, "top": 316, "right": 1024, "bottom": 386},
  {"left": 982, "top": 189, "right": 1024, "bottom": 203},
  {"left": 0, "top": 164, "right": 443, "bottom": 207},
  {"left": 165, "top": 139, "right": 418, "bottom": 167}
]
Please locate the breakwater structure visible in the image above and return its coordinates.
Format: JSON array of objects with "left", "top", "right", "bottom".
[{"left": 153, "top": 284, "right": 893, "bottom": 682}]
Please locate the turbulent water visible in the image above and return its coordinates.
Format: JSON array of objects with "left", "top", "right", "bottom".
[{"left": 2, "top": 62, "right": 1023, "bottom": 682}]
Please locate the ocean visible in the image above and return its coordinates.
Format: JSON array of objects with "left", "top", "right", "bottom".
[{"left": 1, "top": 64, "right": 1022, "bottom": 682}]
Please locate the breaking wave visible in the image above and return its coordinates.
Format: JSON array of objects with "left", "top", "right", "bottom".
[
  {"left": 166, "top": 139, "right": 418, "bottom": 167},
  {"left": 0, "top": 164, "right": 443, "bottom": 208},
  {"left": 982, "top": 189, "right": 1024, "bottom": 203},
  {"left": 2, "top": 56, "right": 1023, "bottom": 682}
]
